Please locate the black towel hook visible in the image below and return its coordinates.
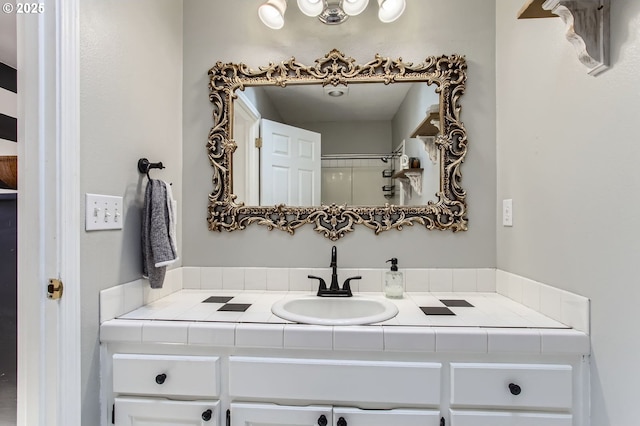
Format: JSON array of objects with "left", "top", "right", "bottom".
[{"left": 138, "top": 158, "right": 165, "bottom": 180}]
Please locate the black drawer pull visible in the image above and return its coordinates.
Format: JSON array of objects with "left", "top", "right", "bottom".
[
  {"left": 155, "top": 373, "right": 167, "bottom": 384},
  {"left": 509, "top": 382, "right": 522, "bottom": 395},
  {"left": 201, "top": 409, "right": 212, "bottom": 421},
  {"left": 337, "top": 417, "right": 347, "bottom": 426},
  {"left": 317, "top": 414, "right": 327, "bottom": 426}
]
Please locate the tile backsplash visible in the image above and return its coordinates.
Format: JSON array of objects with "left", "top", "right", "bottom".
[
  {"left": 100, "top": 267, "right": 589, "bottom": 334},
  {"left": 496, "top": 270, "right": 589, "bottom": 334}
]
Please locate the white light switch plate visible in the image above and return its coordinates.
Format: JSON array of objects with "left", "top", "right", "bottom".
[
  {"left": 502, "top": 199, "right": 513, "bottom": 227},
  {"left": 86, "top": 193, "right": 123, "bottom": 231}
]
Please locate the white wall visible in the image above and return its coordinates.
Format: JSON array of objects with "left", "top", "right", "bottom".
[
  {"left": 79, "top": 0, "right": 183, "bottom": 422},
  {"left": 183, "top": 0, "right": 496, "bottom": 268},
  {"left": 496, "top": 1, "right": 640, "bottom": 425}
]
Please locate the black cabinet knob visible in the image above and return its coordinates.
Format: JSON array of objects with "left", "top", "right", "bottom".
[
  {"left": 317, "top": 414, "right": 327, "bottom": 426},
  {"left": 337, "top": 417, "right": 347, "bottom": 426},
  {"left": 155, "top": 373, "right": 167, "bottom": 385},
  {"left": 201, "top": 409, "right": 212, "bottom": 421},
  {"left": 509, "top": 382, "right": 522, "bottom": 395}
]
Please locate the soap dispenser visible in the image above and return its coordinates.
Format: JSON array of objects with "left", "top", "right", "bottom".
[{"left": 384, "top": 258, "right": 404, "bottom": 298}]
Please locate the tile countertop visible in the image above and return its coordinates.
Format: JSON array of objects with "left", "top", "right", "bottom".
[{"left": 101, "top": 290, "right": 590, "bottom": 355}]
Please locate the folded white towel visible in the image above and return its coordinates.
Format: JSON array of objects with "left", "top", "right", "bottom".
[{"left": 142, "top": 179, "right": 178, "bottom": 288}]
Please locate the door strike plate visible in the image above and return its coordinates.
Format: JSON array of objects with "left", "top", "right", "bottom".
[{"left": 47, "top": 279, "right": 63, "bottom": 300}]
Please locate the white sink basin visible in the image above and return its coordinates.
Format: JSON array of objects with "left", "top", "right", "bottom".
[{"left": 271, "top": 295, "right": 399, "bottom": 326}]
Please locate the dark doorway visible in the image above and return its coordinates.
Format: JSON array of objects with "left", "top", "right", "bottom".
[{"left": 0, "top": 194, "right": 17, "bottom": 424}]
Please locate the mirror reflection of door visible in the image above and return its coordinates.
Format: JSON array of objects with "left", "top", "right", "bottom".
[
  {"left": 233, "top": 92, "right": 261, "bottom": 206},
  {"left": 260, "top": 119, "right": 321, "bottom": 206}
]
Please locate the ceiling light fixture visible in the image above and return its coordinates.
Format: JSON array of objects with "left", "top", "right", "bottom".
[
  {"left": 258, "top": 0, "right": 288, "bottom": 29},
  {"left": 377, "top": 0, "right": 406, "bottom": 23},
  {"left": 259, "top": 0, "right": 405, "bottom": 28}
]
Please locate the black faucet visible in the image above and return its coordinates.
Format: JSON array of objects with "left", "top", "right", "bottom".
[{"left": 308, "top": 246, "right": 361, "bottom": 297}]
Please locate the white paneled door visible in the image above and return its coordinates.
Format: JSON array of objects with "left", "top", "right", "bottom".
[
  {"left": 260, "top": 119, "right": 321, "bottom": 206},
  {"left": 17, "top": 1, "right": 82, "bottom": 425}
]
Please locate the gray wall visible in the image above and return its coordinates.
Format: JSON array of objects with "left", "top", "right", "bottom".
[
  {"left": 183, "top": 0, "right": 497, "bottom": 268},
  {"left": 79, "top": 0, "right": 183, "bottom": 422},
  {"left": 496, "top": 1, "right": 640, "bottom": 425},
  {"left": 392, "top": 82, "right": 439, "bottom": 150},
  {"left": 295, "top": 120, "right": 392, "bottom": 155}
]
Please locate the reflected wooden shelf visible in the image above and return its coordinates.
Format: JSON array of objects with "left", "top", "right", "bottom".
[
  {"left": 392, "top": 168, "right": 424, "bottom": 196},
  {"left": 0, "top": 156, "right": 17, "bottom": 190},
  {"left": 410, "top": 109, "right": 439, "bottom": 138},
  {"left": 392, "top": 168, "right": 423, "bottom": 180}
]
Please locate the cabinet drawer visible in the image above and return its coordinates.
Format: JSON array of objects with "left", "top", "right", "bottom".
[
  {"left": 450, "top": 409, "right": 572, "bottom": 426},
  {"left": 450, "top": 363, "right": 572, "bottom": 411},
  {"left": 115, "top": 397, "right": 220, "bottom": 426},
  {"left": 230, "top": 357, "right": 441, "bottom": 407},
  {"left": 113, "top": 354, "right": 220, "bottom": 398}
]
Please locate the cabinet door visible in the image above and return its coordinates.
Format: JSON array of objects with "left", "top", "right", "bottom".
[
  {"left": 231, "top": 402, "right": 333, "bottom": 426},
  {"left": 449, "top": 410, "right": 572, "bottom": 426},
  {"left": 332, "top": 407, "right": 441, "bottom": 426},
  {"left": 115, "top": 397, "right": 219, "bottom": 426}
]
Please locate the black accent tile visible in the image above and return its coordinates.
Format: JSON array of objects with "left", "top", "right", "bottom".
[
  {"left": 218, "top": 303, "right": 251, "bottom": 312},
  {"left": 202, "top": 296, "right": 233, "bottom": 303},
  {"left": 420, "top": 306, "right": 455, "bottom": 316},
  {"left": 440, "top": 299, "right": 474, "bottom": 307}
]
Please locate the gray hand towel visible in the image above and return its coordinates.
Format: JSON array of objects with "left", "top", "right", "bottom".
[{"left": 142, "top": 179, "right": 178, "bottom": 288}]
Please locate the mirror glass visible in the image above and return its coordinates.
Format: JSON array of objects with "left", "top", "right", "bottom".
[
  {"left": 207, "top": 50, "right": 468, "bottom": 240},
  {"left": 233, "top": 82, "right": 441, "bottom": 207}
]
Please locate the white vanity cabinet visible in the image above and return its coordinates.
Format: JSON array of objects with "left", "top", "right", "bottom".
[
  {"left": 100, "top": 320, "right": 590, "bottom": 426},
  {"left": 111, "top": 354, "right": 222, "bottom": 426},
  {"left": 230, "top": 403, "right": 440, "bottom": 426}
]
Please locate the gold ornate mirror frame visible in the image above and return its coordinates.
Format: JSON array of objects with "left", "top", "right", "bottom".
[{"left": 207, "top": 49, "right": 468, "bottom": 240}]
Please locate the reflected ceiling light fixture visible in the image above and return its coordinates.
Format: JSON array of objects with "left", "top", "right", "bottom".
[
  {"left": 260, "top": 0, "right": 405, "bottom": 28},
  {"left": 324, "top": 84, "right": 348, "bottom": 97}
]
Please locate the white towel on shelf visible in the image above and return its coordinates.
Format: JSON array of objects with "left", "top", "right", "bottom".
[{"left": 142, "top": 179, "right": 178, "bottom": 288}]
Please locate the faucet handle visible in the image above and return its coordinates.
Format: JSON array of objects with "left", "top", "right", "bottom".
[
  {"left": 342, "top": 276, "right": 361, "bottom": 296},
  {"left": 308, "top": 275, "right": 327, "bottom": 295}
]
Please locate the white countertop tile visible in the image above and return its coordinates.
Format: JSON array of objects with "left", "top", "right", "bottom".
[{"left": 116, "top": 290, "right": 570, "bottom": 329}]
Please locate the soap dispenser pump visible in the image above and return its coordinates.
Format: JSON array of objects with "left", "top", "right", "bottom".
[{"left": 384, "top": 258, "right": 404, "bottom": 298}]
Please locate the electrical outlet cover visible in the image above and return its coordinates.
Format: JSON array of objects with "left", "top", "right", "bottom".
[{"left": 502, "top": 199, "right": 513, "bottom": 227}]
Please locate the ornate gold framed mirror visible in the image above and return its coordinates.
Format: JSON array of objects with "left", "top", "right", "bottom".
[{"left": 207, "top": 49, "right": 468, "bottom": 240}]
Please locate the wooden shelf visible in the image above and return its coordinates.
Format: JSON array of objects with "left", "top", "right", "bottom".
[
  {"left": 392, "top": 168, "right": 423, "bottom": 180},
  {"left": 518, "top": 0, "right": 557, "bottom": 19},
  {"left": 410, "top": 109, "right": 439, "bottom": 138},
  {"left": 517, "top": 0, "right": 609, "bottom": 75}
]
